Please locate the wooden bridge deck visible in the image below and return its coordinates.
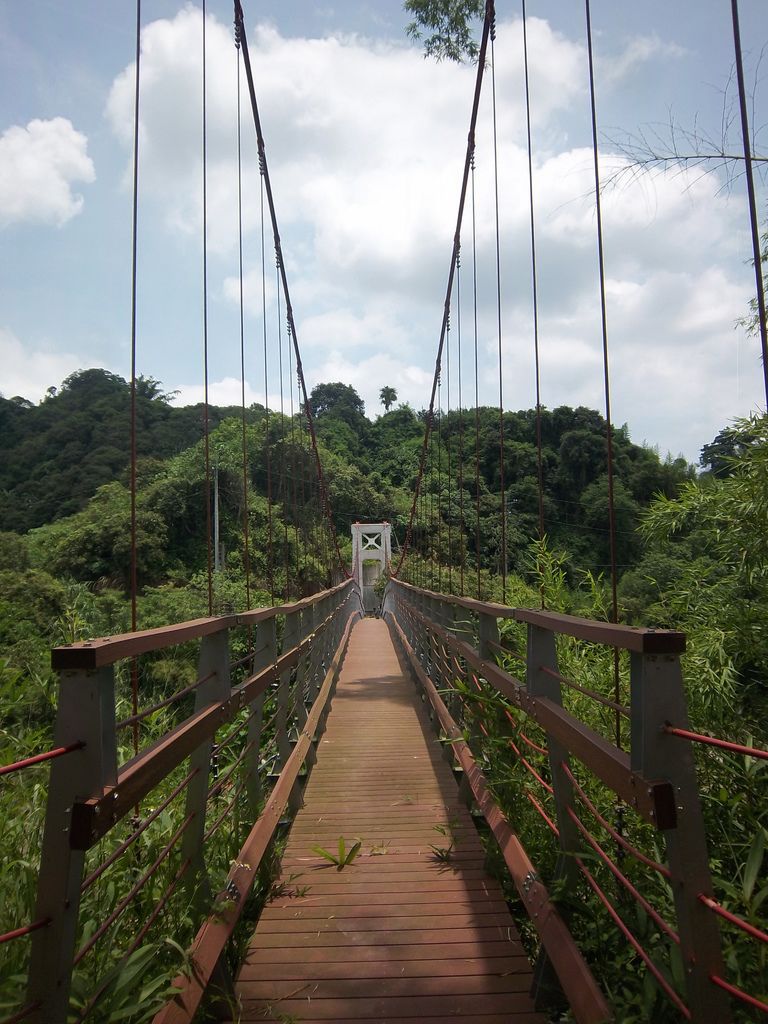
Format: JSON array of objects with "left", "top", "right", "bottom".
[{"left": 234, "top": 617, "right": 544, "bottom": 1023}]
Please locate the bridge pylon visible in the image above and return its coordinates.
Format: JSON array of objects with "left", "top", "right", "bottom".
[{"left": 351, "top": 521, "right": 391, "bottom": 614}]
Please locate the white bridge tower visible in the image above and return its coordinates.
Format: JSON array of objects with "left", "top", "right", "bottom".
[{"left": 351, "top": 522, "right": 392, "bottom": 613}]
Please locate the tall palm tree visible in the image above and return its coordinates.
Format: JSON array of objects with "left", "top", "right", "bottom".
[{"left": 379, "top": 386, "right": 398, "bottom": 412}]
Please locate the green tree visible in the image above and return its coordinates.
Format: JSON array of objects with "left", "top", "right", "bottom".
[
  {"left": 404, "top": 0, "right": 484, "bottom": 62},
  {"left": 379, "top": 386, "right": 398, "bottom": 412},
  {"left": 640, "top": 413, "right": 768, "bottom": 723},
  {"left": 308, "top": 382, "right": 366, "bottom": 424}
]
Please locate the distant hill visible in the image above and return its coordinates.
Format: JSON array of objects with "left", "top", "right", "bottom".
[{"left": 0, "top": 369, "right": 260, "bottom": 532}]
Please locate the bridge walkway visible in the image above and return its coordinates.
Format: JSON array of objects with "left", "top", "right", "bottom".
[{"left": 233, "top": 617, "right": 544, "bottom": 1023}]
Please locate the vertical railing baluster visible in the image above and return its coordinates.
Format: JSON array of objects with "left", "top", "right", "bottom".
[
  {"left": 630, "top": 650, "right": 730, "bottom": 1024},
  {"left": 525, "top": 622, "right": 581, "bottom": 1010},
  {"left": 275, "top": 610, "right": 298, "bottom": 770},
  {"left": 28, "top": 666, "right": 118, "bottom": 1024},
  {"left": 179, "top": 627, "right": 231, "bottom": 915},
  {"left": 245, "top": 618, "right": 276, "bottom": 817}
]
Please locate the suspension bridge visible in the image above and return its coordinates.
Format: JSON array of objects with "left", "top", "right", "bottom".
[{"left": 2, "top": 1, "right": 768, "bottom": 1022}]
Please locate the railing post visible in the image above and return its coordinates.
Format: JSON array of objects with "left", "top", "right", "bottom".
[
  {"left": 245, "top": 618, "right": 276, "bottom": 817},
  {"left": 275, "top": 610, "right": 299, "bottom": 770},
  {"left": 179, "top": 627, "right": 232, "bottom": 914},
  {"left": 630, "top": 651, "right": 731, "bottom": 1024},
  {"left": 27, "top": 666, "right": 118, "bottom": 1024},
  {"left": 274, "top": 608, "right": 304, "bottom": 815},
  {"left": 294, "top": 605, "right": 313, "bottom": 733},
  {"left": 477, "top": 612, "right": 499, "bottom": 660},
  {"left": 526, "top": 623, "right": 581, "bottom": 1013},
  {"left": 526, "top": 624, "right": 581, "bottom": 864},
  {"left": 469, "top": 611, "right": 500, "bottom": 751}
]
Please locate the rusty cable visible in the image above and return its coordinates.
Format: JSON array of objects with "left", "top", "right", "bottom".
[
  {"left": 710, "top": 975, "right": 768, "bottom": 1015},
  {"left": 490, "top": 17, "right": 507, "bottom": 603},
  {"left": 392, "top": 0, "right": 495, "bottom": 580},
  {"left": 562, "top": 762, "right": 670, "bottom": 877},
  {"left": 567, "top": 806, "right": 680, "bottom": 944},
  {"left": 446, "top": 313, "right": 453, "bottom": 594},
  {"left": 699, "top": 894, "right": 768, "bottom": 945},
  {"left": 128, "top": 0, "right": 142, "bottom": 756},
  {"left": 539, "top": 664, "right": 630, "bottom": 718},
  {"left": 437, "top": 372, "right": 444, "bottom": 592},
  {"left": 527, "top": 791, "right": 559, "bottom": 834},
  {"left": 205, "top": 777, "right": 249, "bottom": 842},
  {"left": 276, "top": 252, "right": 289, "bottom": 598},
  {"left": 202, "top": 0, "right": 213, "bottom": 616},
  {"left": 663, "top": 725, "right": 768, "bottom": 761},
  {"left": 576, "top": 856, "right": 691, "bottom": 1018},
  {"left": 80, "top": 767, "right": 197, "bottom": 893},
  {"left": 74, "top": 812, "right": 195, "bottom": 964},
  {"left": 730, "top": 0, "right": 768, "bottom": 404},
  {"left": 472, "top": 154, "right": 482, "bottom": 600},
  {"left": 521, "top": 0, "right": 546, "bottom": 599},
  {"left": 235, "top": 32, "right": 252, "bottom": 615},
  {"left": 75, "top": 859, "right": 191, "bottom": 1023},
  {"left": 0, "top": 1004, "right": 41, "bottom": 1024},
  {"left": 0, "top": 741, "right": 84, "bottom": 778},
  {"left": 234, "top": 0, "right": 348, "bottom": 578},
  {"left": 456, "top": 245, "right": 466, "bottom": 595},
  {"left": 259, "top": 171, "right": 275, "bottom": 604},
  {"left": 0, "top": 918, "right": 50, "bottom": 947},
  {"left": 115, "top": 672, "right": 214, "bottom": 732},
  {"left": 584, "top": 0, "right": 620, "bottom": 723}
]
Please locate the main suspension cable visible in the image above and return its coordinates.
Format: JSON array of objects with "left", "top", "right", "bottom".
[
  {"left": 456, "top": 244, "right": 466, "bottom": 595},
  {"left": 259, "top": 170, "right": 275, "bottom": 604},
  {"left": 490, "top": 14, "right": 507, "bottom": 603},
  {"left": 472, "top": 153, "right": 482, "bottom": 600},
  {"left": 234, "top": 0, "right": 348, "bottom": 579},
  {"left": 234, "top": 25, "right": 252, "bottom": 613},
  {"left": 202, "top": 0, "right": 213, "bottom": 616},
  {"left": 392, "top": 0, "right": 495, "bottom": 579},
  {"left": 730, "top": 0, "right": 768, "bottom": 405},
  {"left": 521, "top": 0, "right": 546, "bottom": 600},
  {"left": 128, "top": 0, "right": 142, "bottom": 756}
]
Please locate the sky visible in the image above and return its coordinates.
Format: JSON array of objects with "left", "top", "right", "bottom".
[{"left": 0, "top": 1, "right": 765, "bottom": 464}]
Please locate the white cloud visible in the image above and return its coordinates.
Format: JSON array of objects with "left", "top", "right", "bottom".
[
  {"left": 171, "top": 376, "right": 277, "bottom": 409},
  {"left": 0, "top": 118, "right": 95, "bottom": 228},
  {"left": 0, "top": 328, "right": 96, "bottom": 401},
  {"left": 601, "top": 34, "right": 687, "bottom": 86},
  {"left": 103, "top": 9, "right": 764, "bottom": 463}
]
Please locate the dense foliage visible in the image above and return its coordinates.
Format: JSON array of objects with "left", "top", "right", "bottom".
[{"left": 1, "top": 368, "right": 766, "bottom": 1022}]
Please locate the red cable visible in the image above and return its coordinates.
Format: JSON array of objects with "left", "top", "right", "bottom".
[
  {"left": 577, "top": 857, "right": 691, "bottom": 1019},
  {"left": 710, "top": 974, "right": 768, "bottom": 1014},
  {"left": 567, "top": 806, "right": 680, "bottom": 944},
  {"left": 0, "top": 741, "right": 84, "bottom": 777},
  {"left": 74, "top": 812, "right": 195, "bottom": 964},
  {"left": 81, "top": 767, "right": 197, "bottom": 892},
  {"left": 0, "top": 917, "right": 50, "bottom": 946},
  {"left": 527, "top": 791, "right": 559, "bottom": 835},
  {"left": 699, "top": 894, "right": 768, "bottom": 945},
  {"left": 664, "top": 725, "right": 768, "bottom": 761},
  {"left": 0, "top": 1004, "right": 41, "bottom": 1024},
  {"left": 562, "top": 761, "right": 670, "bottom": 878}
]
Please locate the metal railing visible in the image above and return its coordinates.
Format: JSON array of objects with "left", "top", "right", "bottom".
[
  {"left": 8, "top": 580, "right": 361, "bottom": 1024},
  {"left": 384, "top": 578, "right": 735, "bottom": 1024}
]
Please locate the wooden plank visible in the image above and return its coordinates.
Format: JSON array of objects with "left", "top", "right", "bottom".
[
  {"left": 237, "top": 992, "right": 540, "bottom": 1018},
  {"left": 236, "top": 619, "right": 545, "bottom": 1022},
  {"left": 238, "top": 956, "right": 527, "bottom": 981},
  {"left": 242, "top": 940, "right": 525, "bottom": 964},
  {"left": 239, "top": 974, "right": 533, "bottom": 998},
  {"left": 237, "top": 1017, "right": 540, "bottom": 1024}
]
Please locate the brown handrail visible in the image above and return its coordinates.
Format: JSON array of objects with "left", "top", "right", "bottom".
[{"left": 52, "top": 579, "right": 354, "bottom": 671}]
